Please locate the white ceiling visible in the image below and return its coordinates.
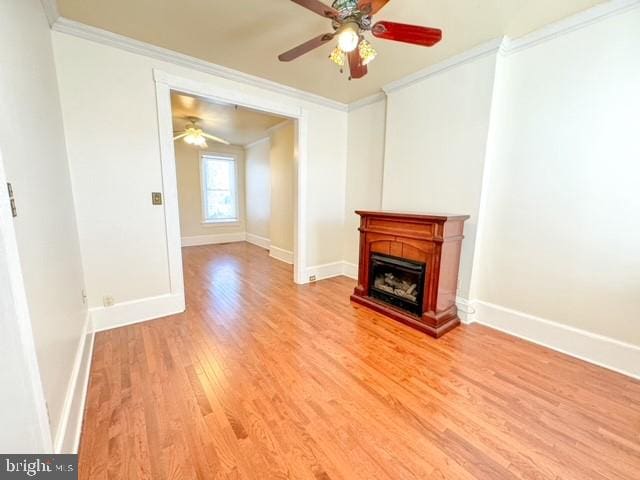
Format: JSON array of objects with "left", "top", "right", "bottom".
[
  {"left": 171, "top": 91, "right": 288, "bottom": 146},
  {"left": 58, "top": 0, "right": 605, "bottom": 103}
]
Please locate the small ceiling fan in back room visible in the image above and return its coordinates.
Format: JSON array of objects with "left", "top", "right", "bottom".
[
  {"left": 278, "top": 0, "right": 442, "bottom": 80},
  {"left": 173, "top": 117, "right": 230, "bottom": 148}
]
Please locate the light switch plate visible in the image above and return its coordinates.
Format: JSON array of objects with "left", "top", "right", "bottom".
[{"left": 152, "top": 192, "right": 163, "bottom": 205}]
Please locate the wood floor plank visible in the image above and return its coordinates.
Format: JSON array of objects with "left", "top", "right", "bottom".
[{"left": 78, "top": 242, "right": 640, "bottom": 479}]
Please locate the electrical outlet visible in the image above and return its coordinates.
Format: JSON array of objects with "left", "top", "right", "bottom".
[
  {"left": 81, "top": 289, "right": 88, "bottom": 305},
  {"left": 103, "top": 295, "right": 115, "bottom": 307},
  {"left": 309, "top": 275, "right": 317, "bottom": 282}
]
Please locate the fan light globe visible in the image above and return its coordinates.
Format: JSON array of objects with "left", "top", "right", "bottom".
[
  {"left": 329, "top": 47, "right": 346, "bottom": 67},
  {"left": 337, "top": 23, "right": 359, "bottom": 52},
  {"left": 359, "top": 40, "right": 377, "bottom": 65},
  {"left": 184, "top": 127, "right": 207, "bottom": 148}
]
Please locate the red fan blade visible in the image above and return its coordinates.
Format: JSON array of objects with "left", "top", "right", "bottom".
[
  {"left": 348, "top": 49, "right": 367, "bottom": 80},
  {"left": 358, "top": 0, "right": 391, "bottom": 15},
  {"left": 290, "top": 0, "right": 339, "bottom": 19},
  {"left": 372, "top": 21, "right": 442, "bottom": 47},
  {"left": 278, "top": 33, "right": 335, "bottom": 62}
]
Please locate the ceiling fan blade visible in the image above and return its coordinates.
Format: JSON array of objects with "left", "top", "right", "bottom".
[
  {"left": 347, "top": 49, "right": 367, "bottom": 80},
  {"left": 173, "top": 132, "right": 188, "bottom": 141},
  {"left": 290, "top": 0, "right": 339, "bottom": 19},
  {"left": 202, "top": 133, "right": 231, "bottom": 145},
  {"left": 278, "top": 33, "right": 335, "bottom": 62},
  {"left": 372, "top": 21, "right": 442, "bottom": 47},
  {"left": 358, "top": 0, "right": 390, "bottom": 15}
]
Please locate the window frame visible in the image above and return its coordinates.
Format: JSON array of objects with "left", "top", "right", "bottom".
[{"left": 199, "top": 152, "right": 240, "bottom": 225}]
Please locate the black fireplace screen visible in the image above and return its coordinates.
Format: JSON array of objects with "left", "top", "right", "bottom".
[{"left": 369, "top": 253, "right": 427, "bottom": 316}]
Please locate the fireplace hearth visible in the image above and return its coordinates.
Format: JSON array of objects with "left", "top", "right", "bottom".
[{"left": 351, "top": 211, "right": 469, "bottom": 338}]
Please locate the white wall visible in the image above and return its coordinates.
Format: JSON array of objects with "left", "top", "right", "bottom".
[
  {"left": 53, "top": 31, "right": 349, "bottom": 308},
  {"left": 343, "top": 99, "right": 387, "bottom": 266},
  {"left": 381, "top": 54, "right": 498, "bottom": 299},
  {"left": 305, "top": 108, "right": 348, "bottom": 266},
  {"left": 245, "top": 138, "right": 271, "bottom": 240},
  {"left": 175, "top": 141, "right": 246, "bottom": 239},
  {"left": 269, "top": 122, "right": 295, "bottom": 252},
  {"left": 0, "top": 0, "right": 88, "bottom": 449},
  {"left": 244, "top": 122, "right": 295, "bottom": 255},
  {"left": 474, "top": 7, "right": 640, "bottom": 345}
]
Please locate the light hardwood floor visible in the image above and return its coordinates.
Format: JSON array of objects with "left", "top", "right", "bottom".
[{"left": 79, "top": 242, "right": 640, "bottom": 479}]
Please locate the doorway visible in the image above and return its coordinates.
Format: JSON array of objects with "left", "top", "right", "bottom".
[{"left": 154, "top": 70, "right": 308, "bottom": 309}]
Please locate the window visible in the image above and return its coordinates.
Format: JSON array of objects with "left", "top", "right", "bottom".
[{"left": 201, "top": 154, "right": 238, "bottom": 223}]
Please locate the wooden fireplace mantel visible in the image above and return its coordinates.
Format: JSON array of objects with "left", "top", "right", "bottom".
[{"left": 350, "top": 210, "right": 470, "bottom": 338}]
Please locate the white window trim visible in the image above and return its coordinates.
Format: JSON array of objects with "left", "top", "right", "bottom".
[{"left": 199, "top": 152, "right": 240, "bottom": 225}]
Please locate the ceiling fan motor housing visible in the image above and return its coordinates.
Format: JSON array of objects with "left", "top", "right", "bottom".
[
  {"left": 331, "top": 1, "right": 372, "bottom": 31},
  {"left": 332, "top": 0, "right": 358, "bottom": 13}
]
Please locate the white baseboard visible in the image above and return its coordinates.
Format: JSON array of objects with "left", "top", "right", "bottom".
[
  {"left": 342, "top": 262, "right": 358, "bottom": 280},
  {"left": 302, "top": 261, "right": 357, "bottom": 283},
  {"left": 269, "top": 245, "right": 294, "bottom": 265},
  {"left": 54, "top": 312, "right": 95, "bottom": 453},
  {"left": 455, "top": 296, "right": 476, "bottom": 325},
  {"left": 246, "top": 233, "right": 270, "bottom": 249},
  {"left": 91, "top": 293, "right": 185, "bottom": 333},
  {"left": 473, "top": 300, "right": 640, "bottom": 380},
  {"left": 181, "top": 232, "right": 246, "bottom": 247},
  {"left": 305, "top": 261, "right": 345, "bottom": 282}
]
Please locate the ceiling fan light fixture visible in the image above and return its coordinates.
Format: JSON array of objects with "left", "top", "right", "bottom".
[
  {"left": 359, "top": 39, "right": 377, "bottom": 65},
  {"left": 337, "top": 22, "right": 360, "bottom": 53},
  {"left": 279, "top": 0, "right": 443, "bottom": 80},
  {"left": 329, "top": 46, "right": 346, "bottom": 66},
  {"left": 184, "top": 127, "right": 208, "bottom": 148}
]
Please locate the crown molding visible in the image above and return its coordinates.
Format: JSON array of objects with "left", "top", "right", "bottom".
[
  {"left": 51, "top": 17, "right": 349, "bottom": 113},
  {"left": 383, "top": 38, "right": 505, "bottom": 95},
  {"left": 243, "top": 136, "right": 270, "bottom": 149},
  {"left": 383, "top": 0, "right": 640, "bottom": 95},
  {"left": 347, "top": 92, "right": 387, "bottom": 112},
  {"left": 241, "top": 119, "right": 291, "bottom": 149},
  {"left": 266, "top": 119, "right": 292, "bottom": 134},
  {"left": 506, "top": 0, "right": 640, "bottom": 54},
  {"left": 40, "top": 0, "right": 60, "bottom": 26},
  {"left": 49, "top": 14, "right": 385, "bottom": 113},
  {"left": 48, "top": 0, "right": 639, "bottom": 112}
]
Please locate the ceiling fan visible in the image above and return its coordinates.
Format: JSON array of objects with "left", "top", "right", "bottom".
[
  {"left": 278, "top": 0, "right": 442, "bottom": 79},
  {"left": 173, "top": 117, "right": 230, "bottom": 148}
]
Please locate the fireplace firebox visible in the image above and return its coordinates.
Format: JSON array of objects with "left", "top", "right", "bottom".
[
  {"left": 369, "top": 254, "right": 426, "bottom": 316},
  {"left": 351, "top": 211, "right": 469, "bottom": 338}
]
